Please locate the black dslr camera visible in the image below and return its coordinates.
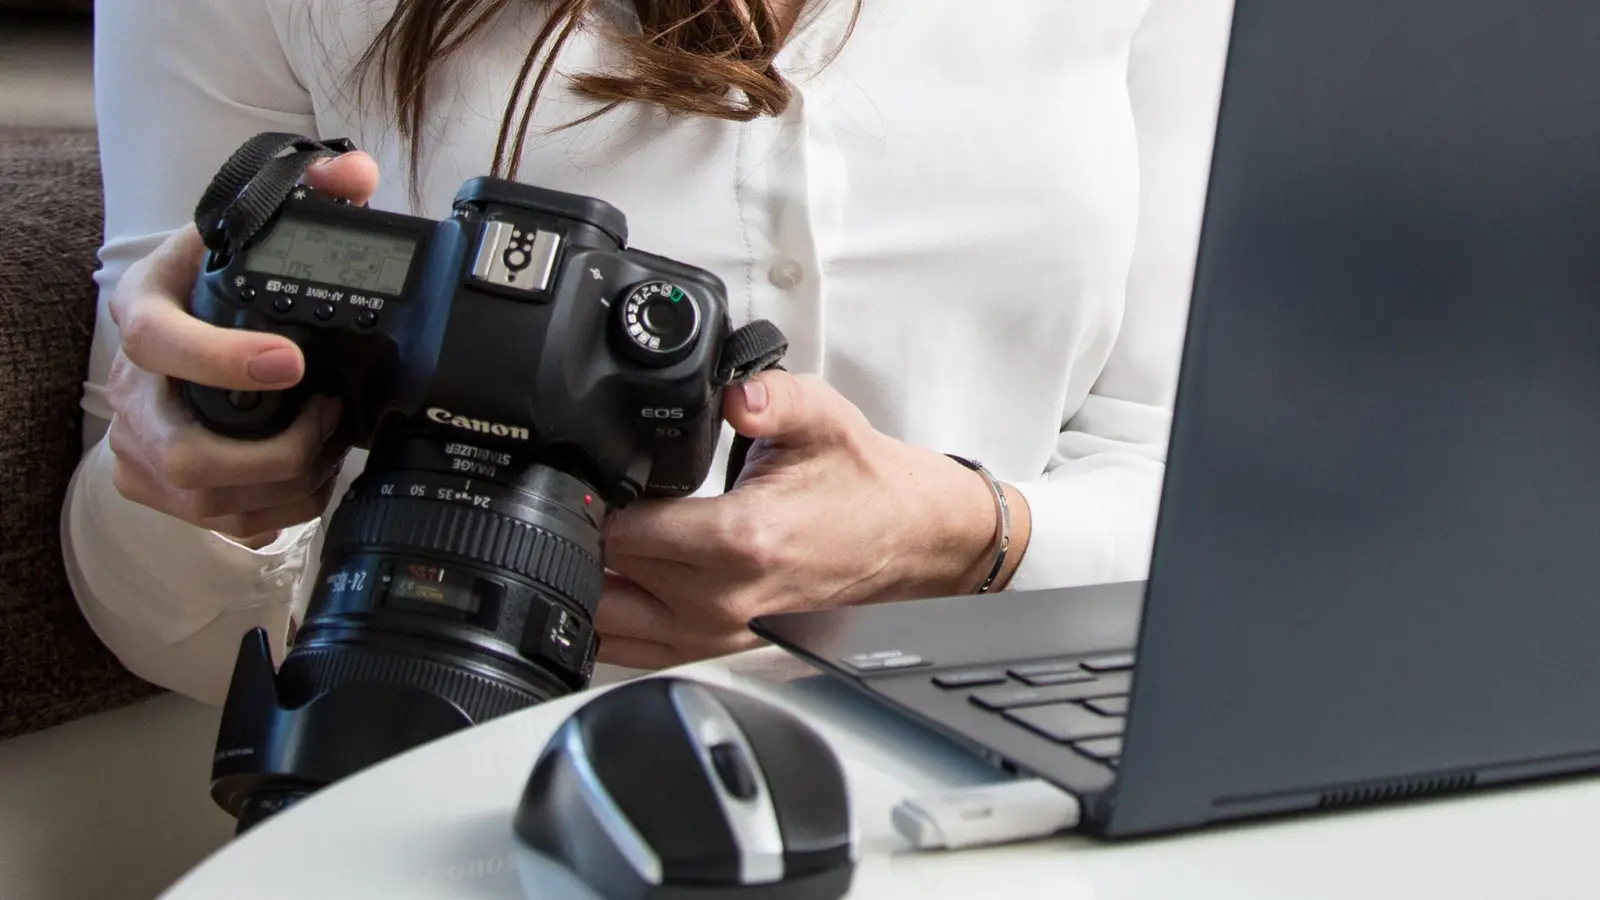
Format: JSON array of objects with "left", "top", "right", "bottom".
[{"left": 184, "top": 134, "right": 787, "bottom": 833}]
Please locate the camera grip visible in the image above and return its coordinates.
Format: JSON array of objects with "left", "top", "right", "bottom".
[{"left": 184, "top": 380, "right": 310, "bottom": 440}]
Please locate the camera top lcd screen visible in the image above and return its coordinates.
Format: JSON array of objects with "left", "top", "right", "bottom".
[{"left": 245, "top": 216, "right": 417, "bottom": 296}]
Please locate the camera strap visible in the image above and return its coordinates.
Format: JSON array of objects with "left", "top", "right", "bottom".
[
  {"left": 714, "top": 319, "right": 789, "bottom": 387},
  {"left": 714, "top": 319, "right": 790, "bottom": 493},
  {"left": 193, "top": 132, "right": 359, "bottom": 257}
]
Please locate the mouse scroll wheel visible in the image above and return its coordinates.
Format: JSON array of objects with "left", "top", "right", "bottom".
[{"left": 708, "top": 742, "right": 759, "bottom": 800}]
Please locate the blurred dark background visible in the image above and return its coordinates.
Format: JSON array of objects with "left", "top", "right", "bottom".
[{"left": 0, "top": 5, "right": 94, "bottom": 130}]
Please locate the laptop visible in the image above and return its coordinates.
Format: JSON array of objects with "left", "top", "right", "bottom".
[{"left": 750, "top": 0, "right": 1600, "bottom": 839}]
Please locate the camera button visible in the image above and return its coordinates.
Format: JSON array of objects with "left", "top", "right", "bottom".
[
  {"left": 273, "top": 296, "right": 294, "bottom": 314},
  {"left": 641, "top": 302, "right": 679, "bottom": 335},
  {"left": 315, "top": 302, "right": 336, "bottom": 321},
  {"left": 357, "top": 310, "right": 379, "bottom": 328},
  {"left": 239, "top": 285, "right": 257, "bottom": 302},
  {"left": 767, "top": 259, "right": 805, "bottom": 289}
]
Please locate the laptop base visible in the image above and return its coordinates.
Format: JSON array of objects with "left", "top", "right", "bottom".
[{"left": 751, "top": 582, "right": 1144, "bottom": 831}]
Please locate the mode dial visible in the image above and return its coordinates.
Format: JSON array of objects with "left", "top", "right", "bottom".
[{"left": 615, "top": 280, "right": 702, "bottom": 366}]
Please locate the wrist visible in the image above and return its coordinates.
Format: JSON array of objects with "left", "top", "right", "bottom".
[
  {"left": 988, "top": 483, "right": 1030, "bottom": 591},
  {"left": 925, "top": 455, "right": 1032, "bottom": 597},
  {"left": 947, "top": 475, "right": 1032, "bottom": 595}
]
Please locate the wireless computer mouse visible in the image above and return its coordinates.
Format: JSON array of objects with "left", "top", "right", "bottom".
[{"left": 513, "top": 676, "right": 857, "bottom": 900}]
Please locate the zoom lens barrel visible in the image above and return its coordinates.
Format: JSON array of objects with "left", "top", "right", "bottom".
[
  {"left": 302, "top": 437, "right": 606, "bottom": 695},
  {"left": 212, "top": 434, "right": 607, "bottom": 833}
]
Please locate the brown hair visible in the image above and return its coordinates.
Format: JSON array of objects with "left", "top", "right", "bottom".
[{"left": 353, "top": 1, "right": 861, "bottom": 196}]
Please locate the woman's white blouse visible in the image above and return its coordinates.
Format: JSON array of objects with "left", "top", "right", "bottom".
[{"left": 63, "top": 0, "right": 1235, "bottom": 703}]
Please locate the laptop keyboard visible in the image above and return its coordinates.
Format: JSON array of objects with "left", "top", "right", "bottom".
[{"left": 931, "top": 652, "right": 1135, "bottom": 767}]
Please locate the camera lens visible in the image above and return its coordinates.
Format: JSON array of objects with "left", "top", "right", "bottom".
[
  {"left": 211, "top": 431, "right": 606, "bottom": 832},
  {"left": 236, "top": 791, "right": 308, "bottom": 833},
  {"left": 298, "top": 436, "right": 605, "bottom": 707}
]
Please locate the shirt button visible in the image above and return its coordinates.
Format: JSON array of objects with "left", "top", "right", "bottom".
[{"left": 767, "top": 260, "right": 805, "bottom": 289}]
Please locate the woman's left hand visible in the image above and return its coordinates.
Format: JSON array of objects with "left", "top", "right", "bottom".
[{"left": 595, "top": 370, "right": 1029, "bottom": 669}]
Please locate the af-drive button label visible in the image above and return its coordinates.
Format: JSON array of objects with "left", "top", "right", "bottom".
[{"left": 304, "top": 286, "right": 345, "bottom": 304}]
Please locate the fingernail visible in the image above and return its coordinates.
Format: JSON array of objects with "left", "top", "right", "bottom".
[
  {"left": 742, "top": 380, "right": 769, "bottom": 413},
  {"left": 309, "top": 156, "right": 334, "bottom": 168},
  {"left": 247, "top": 348, "right": 301, "bottom": 385}
]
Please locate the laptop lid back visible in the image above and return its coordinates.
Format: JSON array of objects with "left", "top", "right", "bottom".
[{"left": 1110, "top": 0, "right": 1600, "bottom": 836}]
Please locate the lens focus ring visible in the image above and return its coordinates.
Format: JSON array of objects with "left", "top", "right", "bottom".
[{"left": 326, "top": 494, "right": 604, "bottom": 617}]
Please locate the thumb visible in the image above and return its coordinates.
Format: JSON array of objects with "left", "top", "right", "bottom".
[
  {"left": 301, "top": 150, "right": 382, "bottom": 205},
  {"left": 722, "top": 370, "right": 868, "bottom": 450}
]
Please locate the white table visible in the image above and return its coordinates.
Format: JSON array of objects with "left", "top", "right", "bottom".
[{"left": 160, "top": 648, "right": 1598, "bottom": 899}]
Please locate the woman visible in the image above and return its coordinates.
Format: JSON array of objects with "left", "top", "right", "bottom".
[{"left": 64, "top": 0, "right": 1233, "bottom": 704}]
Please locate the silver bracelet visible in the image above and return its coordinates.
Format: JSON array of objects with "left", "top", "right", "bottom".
[{"left": 945, "top": 454, "right": 1011, "bottom": 594}]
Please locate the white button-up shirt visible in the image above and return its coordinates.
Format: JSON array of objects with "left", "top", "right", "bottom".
[{"left": 65, "top": 0, "right": 1235, "bottom": 702}]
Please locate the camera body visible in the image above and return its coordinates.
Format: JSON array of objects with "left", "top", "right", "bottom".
[
  {"left": 187, "top": 175, "right": 731, "bottom": 505},
  {"left": 182, "top": 135, "right": 787, "bottom": 833}
]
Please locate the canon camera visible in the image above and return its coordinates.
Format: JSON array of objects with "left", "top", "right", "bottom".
[{"left": 182, "top": 133, "right": 787, "bottom": 833}]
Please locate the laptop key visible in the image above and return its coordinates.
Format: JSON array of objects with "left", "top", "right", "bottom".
[
  {"left": 1080, "top": 653, "right": 1136, "bottom": 672},
  {"left": 968, "top": 672, "right": 1132, "bottom": 710},
  {"left": 1073, "top": 736, "right": 1123, "bottom": 761},
  {"left": 1008, "top": 660, "right": 1083, "bottom": 679},
  {"left": 1085, "top": 696, "right": 1129, "bottom": 716},
  {"left": 1004, "top": 703, "right": 1124, "bottom": 743},
  {"left": 1017, "top": 670, "right": 1094, "bottom": 687},
  {"left": 932, "top": 670, "right": 1007, "bottom": 689}
]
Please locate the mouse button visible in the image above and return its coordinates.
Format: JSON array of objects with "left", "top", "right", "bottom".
[
  {"left": 581, "top": 679, "right": 743, "bottom": 884},
  {"left": 513, "top": 725, "right": 660, "bottom": 895},
  {"left": 707, "top": 688, "right": 854, "bottom": 862},
  {"left": 667, "top": 680, "right": 788, "bottom": 886},
  {"left": 709, "top": 741, "right": 759, "bottom": 800}
]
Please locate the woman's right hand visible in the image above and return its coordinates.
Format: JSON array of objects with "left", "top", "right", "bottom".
[{"left": 104, "top": 151, "right": 381, "bottom": 546}]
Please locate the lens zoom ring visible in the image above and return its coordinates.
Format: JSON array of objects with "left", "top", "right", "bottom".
[
  {"left": 329, "top": 495, "right": 603, "bottom": 616},
  {"left": 281, "top": 646, "right": 542, "bottom": 721}
]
